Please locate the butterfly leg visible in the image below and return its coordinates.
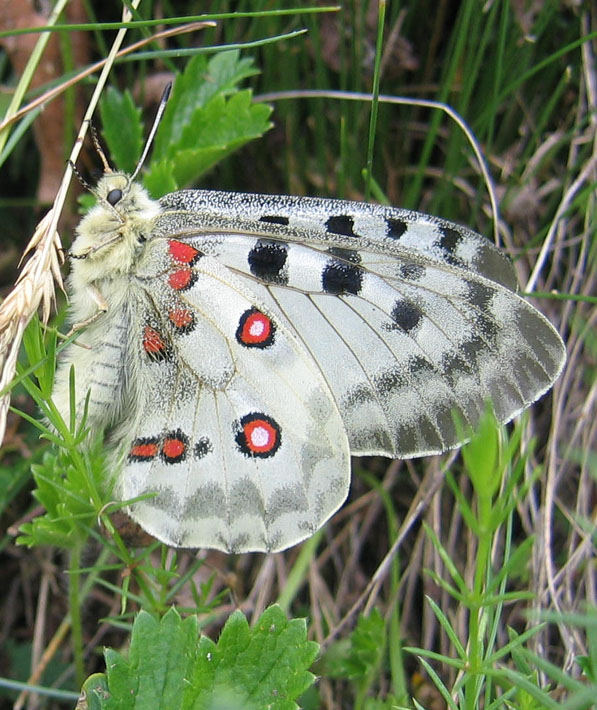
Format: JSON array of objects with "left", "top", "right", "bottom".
[
  {"left": 66, "top": 284, "right": 109, "bottom": 336},
  {"left": 69, "top": 230, "right": 125, "bottom": 260}
]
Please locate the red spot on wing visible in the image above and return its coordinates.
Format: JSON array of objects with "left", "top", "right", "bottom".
[
  {"left": 169, "top": 308, "right": 195, "bottom": 333},
  {"left": 161, "top": 430, "right": 189, "bottom": 464},
  {"left": 168, "top": 268, "right": 196, "bottom": 291},
  {"left": 143, "top": 326, "right": 169, "bottom": 361},
  {"left": 168, "top": 240, "right": 200, "bottom": 264},
  {"left": 236, "top": 308, "right": 275, "bottom": 348},
  {"left": 236, "top": 413, "right": 281, "bottom": 458},
  {"left": 129, "top": 437, "right": 159, "bottom": 462},
  {"left": 163, "top": 438, "right": 185, "bottom": 459}
]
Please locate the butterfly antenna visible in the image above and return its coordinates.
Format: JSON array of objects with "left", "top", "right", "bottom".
[
  {"left": 68, "top": 159, "right": 94, "bottom": 192},
  {"left": 90, "top": 121, "right": 113, "bottom": 172},
  {"left": 130, "top": 82, "right": 172, "bottom": 183}
]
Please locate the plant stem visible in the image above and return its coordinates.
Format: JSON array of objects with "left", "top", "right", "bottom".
[
  {"left": 69, "top": 542, "right": 84, "bottom": 688},
  {"left": 465, "top": 491, "right": 493, "bottom": 710}
]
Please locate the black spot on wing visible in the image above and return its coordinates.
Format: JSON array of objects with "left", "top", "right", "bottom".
[
  {"left": 326, "top": 215, "right": 357, "bottom": 237},
  {"left": 408, "top": 355, "right": 433, "bottom": 376},
  {"left": 389, "top": 299, "right": 423, "bottom": 333},
  {"left": 436, "top": 226, "right": 465, "bottom": 267},
  {"left": 441, "top": 350, "right": 474, "bottom": 387},
  {"left": 464, "top": 280, "right": 496, "bottom": 312},
  {"left": 386, "top": 217, "right": 408, "bottom": 239},
  {"left": 342, "top": 382, "right": 375, "bottom": 409},
  {"left": 194, "top": 437, "right": 213, "bottom": 459},
  {"left": 460, "top": 334, "right": 485, "bottom": 366},
  {"left": 321, "top": 258, "right": 363, "bottom": 295},
  {"left": 438, "top": 226, "right": 463, "bottom": 253},
  {"left": 259, "top": 215, "right": 289, "bottom": 226},
  {"left": 248, "top": 239, "right": 289, "bottom": 284},
  {"left": 398, "top": 263, "right": 426, "bottom": 281},
  {"left": 472, "top": 311, "right": 499, "bottom": 340},
  {"left": 374, "top": 366, "right": 405, "bottom": 396}
]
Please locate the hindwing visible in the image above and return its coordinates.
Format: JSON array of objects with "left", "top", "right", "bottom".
[{"left": 119, "top": 237, "right": 350, "bottom": 552}]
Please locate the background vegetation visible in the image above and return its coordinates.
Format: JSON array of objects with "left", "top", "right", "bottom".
[{"left": 0, "top": 1, "right": 594, "bottom": 708}]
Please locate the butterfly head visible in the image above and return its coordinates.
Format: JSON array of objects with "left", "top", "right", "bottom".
[{"left": 69, "top": 171, "right": 161, "bottom": 276}]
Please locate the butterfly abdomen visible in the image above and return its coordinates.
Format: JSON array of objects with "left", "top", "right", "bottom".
[{"left": 52, "top": 280, "right": 140, "bottom": 435}]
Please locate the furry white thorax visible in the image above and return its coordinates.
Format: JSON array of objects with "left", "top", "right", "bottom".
[
  {"left": 68, "top": 173, "right": 161, "bottom": 319},
  {"left": 52, "top": 173, "right": 161, "bottom": 435}
]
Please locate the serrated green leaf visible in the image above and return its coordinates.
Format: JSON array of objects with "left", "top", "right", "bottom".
[
  {"left": 99, "top": 87, "right": 143, "bottom": 173},
  {"left": 190, "top": 605, "right": 318, "bottom": 710},
  {"left": 144, "top": 90, "right": 272, "bottom": 196},
  {"left": 142, "top": 161, "right": 178, "bottom": 198},
  {"left": 104, "top": 609, "right": 199, "bottom": 710},
  {"left": 95, "top": 606, "right": 317, "bottom": 710},
  {"left": 78, "top": 674, "right": 111, "bottom": 710},
  {"left": 152, "top": 50, "right": 260, "bottom": 161}
]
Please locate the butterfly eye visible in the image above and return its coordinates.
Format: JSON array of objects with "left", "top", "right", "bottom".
[{"left": 106, "top": 188, "right": 123, "bottom": 206}]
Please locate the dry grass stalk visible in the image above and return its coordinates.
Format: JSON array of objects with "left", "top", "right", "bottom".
[{"left": 0, "top": 210, "right": 64, "bottom": 441}]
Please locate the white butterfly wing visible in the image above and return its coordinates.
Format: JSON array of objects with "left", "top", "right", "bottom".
[
  {"left": 157, "top": 190, "right": 520, "bottom": 290},
  {"left": 61, "top": 174, "right": 564, "bottom": 554},
  {"left": 108, "top": 189, "right": 564, "bottom": 553},
  {"left": 119, "top": 240, "right": 349, "bottom": 552},
  {"left": 152, "top": 193, "right": 565, "bottom": 459}
]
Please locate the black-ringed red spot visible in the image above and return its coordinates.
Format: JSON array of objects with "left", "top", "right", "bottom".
[
  {"left": 236, "top": 308, "right": 276, "bottom": 348},
  {"left": 168, "top": 268, "right": 197, "bottom": 291},
  {"left": 161, "top": 429, "right": 189, "bottom": 464},
  {"left": 235, "top": 413, "right": 281, "bottom": 458},
  {"left": 169, "top": 307, "right": 196, "bottom": 334},
  {"left": 143, "top": 325, "right": 170, "bottom": 362},
  {"left": 168, "top": 240, "right": 201, "bottom": 265},
  {"left": 129, "top": 436, "right": 160, "bottom": 462}
]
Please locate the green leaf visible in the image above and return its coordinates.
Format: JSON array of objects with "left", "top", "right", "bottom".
[
  {"left": 189, "top": 605, "right": 318, "bottom": 710},
  {"left": 324, "top": 609, "right": 386, "bottom": 680},
  {"left": 144, "top": 52, "right": 272, "bottom": 197},
  {"left": 460, "top": 404, "right": 502, "bottom": 500},
  {"left": 103, "top": 609, "right": 199, "bottom": 710},
  {"left": 99, "top": 87, "right": 143, "bottom": 174},
  {"left": 85, "top": 606, "right": 317, "bottom": 710},
  {"left": 151, "top": 50, "right": 261, "bottom": 162},
  {"left": 146, "top": 91, "right": 271, "bottom": 196},
  {"left": 78, "top": 674, "right": 111, "bottom": 710}
]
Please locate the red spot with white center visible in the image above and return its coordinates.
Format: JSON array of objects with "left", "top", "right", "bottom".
[
  {"left": 236, "top": 308, "right": 276, "bottom": 348},
  {"left": 236, "top": 413, "right": 281, "bottom": 458},
  {"left": 168, "top": 240, "right": 200, "bottom": 264},
  {"left": 161, "top": 429, "right": 189, "bottom": 464},
  {"left": 168, "top": 268, "right": 196, "bottom": 291},
  {"left": 143, "top": 325, "right": 169, "bottom": 361}
]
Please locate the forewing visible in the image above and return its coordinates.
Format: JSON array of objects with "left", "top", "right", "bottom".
[{"left": 158, "top": 190, "right": 519, "bottom": 290}]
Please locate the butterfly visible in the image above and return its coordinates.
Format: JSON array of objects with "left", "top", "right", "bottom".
[{"left": 52, "top": 91, "right": 566, "bottom": 553}]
